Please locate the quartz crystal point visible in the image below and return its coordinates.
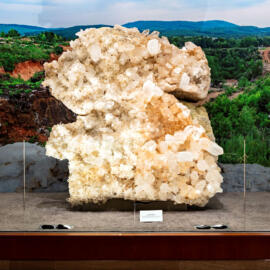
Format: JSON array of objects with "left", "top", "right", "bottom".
[{"left": 43, "top": 25, "right": 223, "bottom": 207}]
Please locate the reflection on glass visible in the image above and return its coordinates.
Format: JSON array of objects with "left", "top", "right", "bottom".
[{"left": 0, "top": 0, "right": 269, "bottom": 233}]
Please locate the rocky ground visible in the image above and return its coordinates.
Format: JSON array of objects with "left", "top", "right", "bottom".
[
  {"left": 220, "top": 163, "right": 270, "bottom": 192},
  {"left": 0, "top": 142, "right": 69, "bottom": 192},
  {"left": 0, "top": 84, "right": 76, "bottom": 145}
]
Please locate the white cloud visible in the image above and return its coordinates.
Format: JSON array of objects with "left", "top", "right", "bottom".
[
  {"left": 43, "top": 0, "right": 92, "bottom": 5},
  {"left": 37, "top": 0, "right": 208, "bottom": 27},
  {"left": 0, "top": 2, "right": 42, "bottom": 25},
  {"left": 204, "top": 0, "right": 270, "bottom": 27},
  {"left": 0, "top": 1, "right": 42, "bottom": 11},
  {"left": 0, "top": 0, "right": 269, "bottom": 28},
  {"left": 103, "top": 1, "right": 207, "bottom": 24}
]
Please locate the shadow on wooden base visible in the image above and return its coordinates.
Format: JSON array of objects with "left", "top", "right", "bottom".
[{"left": 0, "top": 232, "right": 270, "bottom": 261}]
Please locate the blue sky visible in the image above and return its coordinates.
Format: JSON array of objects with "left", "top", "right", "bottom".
[{"left": 0, "top": 0, "right": 269, "bottom": 27}]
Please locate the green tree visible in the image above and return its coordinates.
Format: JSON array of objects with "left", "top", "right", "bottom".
[
  {"left": 54, "top": 45, "right": 63, "bottom": 54},
  {"left": 240, "top": 37, "right": 259, "bottom": 47},
  {"left": 6, "top": 29, "right": 20, "bottom": 37},
  {"left": 237, "top": 106, "right": 256, "bottom": 136}
]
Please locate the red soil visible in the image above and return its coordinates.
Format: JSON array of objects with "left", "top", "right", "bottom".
[
  {"left": 262, "top": 48, "right": 270, "bottom": 63},
  {"left": 0, "top": 66, "right": 4, "bottom": 75},
  {"left": 259, "top": 47, "right": 270, "bottom": 74},
  {"left": 9, "top": 61, "right": 44, "bottom": 81},
  {"left": 0, "top": 87, "right": 76, "bottom": 145},
  {"left": 0, "top": 46, "right": 71, "bottom": 81},
  {"left": 49, "top": 52, "right": 59, "bottom": 61},
  {"left": 7, "top": 126, "right": 48, "bottom": 144},
  {"left": 10, "top": 51, "right": 62, "bottom": 81},
  {"left": 59, "top": 45, "right": 72, "bottom": 51}
]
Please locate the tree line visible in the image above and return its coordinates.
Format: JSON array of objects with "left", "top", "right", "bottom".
[{"left": 169, "top": 36, "right": 267, "bottom": 86}]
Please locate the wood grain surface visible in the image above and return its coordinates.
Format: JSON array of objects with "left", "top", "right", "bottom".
[
  {"left": 0, "top": 232, "right": 270, "bottom": 260},
  {"left": 1, "top": 260, "right": 270, "bottom": 270}
]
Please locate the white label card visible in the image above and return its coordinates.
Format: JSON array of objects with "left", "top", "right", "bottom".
[{"left": 140, "top": 210, "right": 163, "bottom": 223}]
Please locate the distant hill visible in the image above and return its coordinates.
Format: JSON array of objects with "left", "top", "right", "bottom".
[
  {"left": 51, "top": 24, "right": 111, "bottom": 39},
  {"left": 123, "top": 20, "right": 238, "bottom": 31},
  {"left": 1, "top": 20, "right": 270, "bottom": 39},
  {"left": 123, "top": 20, "right": 270, "bottom": 37},
  {"left": 0, "top": 24, "right": 47, "bottom": 35}
]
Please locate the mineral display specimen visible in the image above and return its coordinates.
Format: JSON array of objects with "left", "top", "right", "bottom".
[{"left": 44, "top": 25, "right": 223, "bottom": 206}]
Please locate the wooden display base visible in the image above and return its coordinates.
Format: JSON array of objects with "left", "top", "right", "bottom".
[
  {"left": 1, "top": 259, "right": 270, "bottom": 270},
  {"left": 0, "top": 232, "right": 270, "bottom": 260}
]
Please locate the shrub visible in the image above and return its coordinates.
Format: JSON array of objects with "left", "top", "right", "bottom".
[
  {"left": 6, "top": 29, "right": 20, "bottom": 37},
  {"left": 206, "top": 75, "right": 270, "bottom": 166},
  {"left": 54, "top": 45, "right": 63, "bottom": 55}
]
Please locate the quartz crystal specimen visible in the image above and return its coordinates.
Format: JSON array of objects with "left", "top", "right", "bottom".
[{"left": 43, "top": 25, "right": 223, "bottom": 206}]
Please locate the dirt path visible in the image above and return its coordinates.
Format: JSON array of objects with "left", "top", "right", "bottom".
[
  {"left": 196, "top": 90, "right": 225, "bottom": 105},
  {"left": 228, "top": 91, "right": 244, "bottom": 100},
  {"left": 262, "top": 48, "right": 270, "bottom": 63},
  {"left": 259, "top": 47, "right": 270, "bottom": 74},
  {"left": 195, "top": 89, "right": 244, "bottom": 105},
  {"left": 264, "top": 63, "right": 270, "bottom": 74}
]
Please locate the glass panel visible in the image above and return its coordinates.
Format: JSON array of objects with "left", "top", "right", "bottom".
[
  {"left": 132, "top": 122, "right": 249, "bottom": 232},
  {"left": 23, "top": 141, "right": 69, "bottom": 231},
  {"left": 244, "top": 129, "right": 270, "bottom": 231},
  {"left": 132, "top": 178, "right": 247, "bottom": 232},
  {"left": 0, "top": 141, "right": 24, "bottom": 231},
  {"left": 1, "top": 0, "right": 270, "bottom": 234},
  {"left": 23, "top": 141, "right": 136, "bottom": 232}
]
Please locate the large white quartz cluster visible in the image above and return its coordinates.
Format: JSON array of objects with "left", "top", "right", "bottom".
[{"left": 43, "top": 25, "right": 223, "bottom": 206}]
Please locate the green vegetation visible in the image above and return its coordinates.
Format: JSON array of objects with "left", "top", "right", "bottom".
[
  {"left": 30, "top": 71, "right": 45, "bottom": 83},
  {"left": 169, "top": 36, "right": 268, "bottom": 86},
  {"left": 206, "top": 76, "right": 270, "bottom": 166},
  {"left": 169, "top": 36, "right": 270, "bottom": 49},
  {"left": 0, "top": 30, "right": 66, "bottom": 72},
  {"left": 0, "top": 29, "right": 269, "bottom": 166},
  {"left": 0, "top": 29, "right": 20, "bottom": 37},
  {"left": 34, "top": 31, "right": 65, "bottom": 42},
  {"left": 206, "top": 47, "right": 262, "bottom": 86},
  {"left": 0, "top": 72, "right": 44, "bottom": 96},
  {"left": 0, "top": 42, "right": 50, "bottom": 72}
]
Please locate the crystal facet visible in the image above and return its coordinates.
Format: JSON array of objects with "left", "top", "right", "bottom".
[{"left": 44, "top": 25, "right": 222, "bottom": 206}]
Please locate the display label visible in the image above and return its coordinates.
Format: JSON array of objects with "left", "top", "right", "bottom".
[{"left": 140, "top": 210, "right": 163, "bottom": 222}]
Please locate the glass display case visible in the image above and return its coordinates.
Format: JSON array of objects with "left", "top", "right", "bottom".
[
  {"left": 0, "top": 138, "right": 269, "bottom": 234},
  {"left": 0, "top": 0, "right": 270, "bottom": 262}
]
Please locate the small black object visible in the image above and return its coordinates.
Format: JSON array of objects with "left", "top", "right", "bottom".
[
  {"left": 56, "top": 224, "right": 68, "bottom": 230},
  {"left": 56, "top": 224, "right": 72, "bottom": 230},
  {"left": 40, "top": 224, "right": 55, "bottom": 230},
  {"left": 212, "top": 224, "right": 228, "bottom": 229},
  {"left": 195, "top": 224, "right": 211, "bottom": 230}
]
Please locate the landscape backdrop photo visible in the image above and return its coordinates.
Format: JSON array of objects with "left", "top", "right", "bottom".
[{"left": 0, "top": 0, "right": 270, "bottom": 193}]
